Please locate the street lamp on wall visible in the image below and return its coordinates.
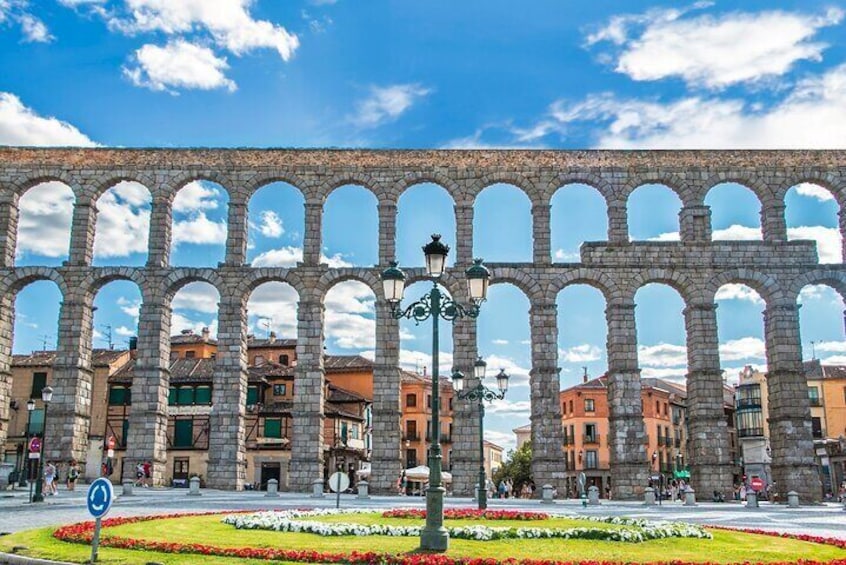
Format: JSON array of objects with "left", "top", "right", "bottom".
[
  {"left": 451, "top": 360, "right": 509, "bottom": 511},
  {"left": 381, "top": 235, "right": 491, "bottom": 553},
  {"left": 19, "top": 399, "right": 36, "bottom": 487},
  {"left": 652, "top": 450, "right": 658, "bottom": 472}
]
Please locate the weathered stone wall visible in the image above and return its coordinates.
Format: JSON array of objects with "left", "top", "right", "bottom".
[{"left": 0, "top": 148, "right": 843, "bottom": 501}]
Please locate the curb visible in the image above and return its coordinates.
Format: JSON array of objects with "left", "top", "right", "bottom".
[{"left": 0, "top": 551, "right": 73, "bottom": 565}]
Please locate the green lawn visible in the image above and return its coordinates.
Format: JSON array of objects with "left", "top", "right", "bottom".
[{"left": 0, "top": 512, "right": 843, "bottom": 565}]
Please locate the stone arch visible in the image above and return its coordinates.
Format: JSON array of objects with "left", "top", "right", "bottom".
[
  {"left": 90, "top": 173, "right": 157, "bottom": 202},
  {"left": 553, "top": 269, "right": 621, "bottom": 305},
  {"left": 487, "top": 266, "right": 543, "bottom": 304},
  {"left": 547, "top": 175, "right": 613, "bottom": 205},
  {"left": 704, "top": 269, "right": 784, "bottom": 306},
  {"left": 243, "top": 173, "right": 310, "bottom": 201},
  {"left": 166, "top": 172, "right": 233, "bottom": 202},
  {"left": 316, "top": 269, "right": 382, "bottom": 303},
  {"left": 469, "top": 172, "right": 538, "bottom": 205},
  {"left": 161, "top": 270, "right": 226, "bottom": 303},
  {"left": 622, "top": 174, "right": 694, "bottom": 207},
  {"left": 234, "top": 270, "right": 307, "bottom": 304},
  {"left": 92, "top": 181, "right": 153, "bottom": 266},
  {"left": 393, "top": 172, "right": 461, "bottom": 203},
  {"left": 625, "top": 182, "right": 684, "bottom": 241},
  {"left": 628, "top": 270, "right": 697, "bottom": 307},
  {"left": 316, "top": 174, "right": 383, "bottom": 203},
  {"left": 396, "top": 182, "right": 457, "bottom": 268},
  {"left": 702, "top": 173, "right": 773, "bottom": 209},
  {"left": 774, "top": 173, "right": 843, "bottom": 204},
  {"left": 15, "top": 171, "right": 82, "bottom": 199},
  {"left": 15, "top": 179, "right": 76, "bottom": 266},
  {"left": 81, "top": 270, "right": 147, "bottom": 304},
  {"left": 704, "top": 182, "right": 763, "bottom": 241},
  {"left": 2, "top": 267, "right": 68, "bottom": 298},
  {"left": 787, "top": 270, "right": 846, "bottom": 304}
]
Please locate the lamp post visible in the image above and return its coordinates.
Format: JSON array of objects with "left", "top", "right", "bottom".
[
  {"left": 31, "top": 385, "right": 53, "bottom": 503},
  {"left": 18, "top": 399, "right": 35, "bottom": 487},
  {"left": 381, "top": 234, "right": 490, "bottom": 552},
  {"left": 451, "top": 359, "right": 508, "bottom": 510}
]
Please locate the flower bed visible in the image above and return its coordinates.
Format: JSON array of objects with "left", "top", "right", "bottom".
[
  {"left": 223, "top": 508, "right": 712, "bottom": 542},
  {"left": 47, "top": 510, "right": 846, "bottom": 565},
  {"left": 383, "top": 509, "right": 549, "bottom": 521}
]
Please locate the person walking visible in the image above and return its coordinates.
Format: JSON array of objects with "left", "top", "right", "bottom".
[
  {"left": 143, "top": 460, "right": 152, "bottom": 488},
  {"left": 66, "top": 460, "right": 79, "bottom": 492},
  {"left": 44, "top": 461, "right": 57, "bottom": 496},
  {"left": 134, "top": 462, "right": 145, "bottom": 487}
]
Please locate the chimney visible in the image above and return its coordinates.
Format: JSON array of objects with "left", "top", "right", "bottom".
[
  {"left": 181, "top": 329, "right": 193, "bottom": 335},
  {"left": 582, "top": 366, "right": 589, "bottom": 383},
  {"left": 201, "top": 327, "right": 210, "bottom": 339},
  {"left": 269, "top": 331, "right": 276, "bottom": 344}
]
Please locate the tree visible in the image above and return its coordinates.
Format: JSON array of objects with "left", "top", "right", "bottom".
[{"left": 492, "top": 440, "right": 533, "bottom": 495}]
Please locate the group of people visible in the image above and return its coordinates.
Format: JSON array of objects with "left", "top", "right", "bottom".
[
  {"left": 40, "top": 459, "right": 80, "bottom": 495},
  {"left": 492, "top": 479, "right": 535, "bottom": 499},
  {"left": 134, "top": 460, "right": 153, "bottom": 487},
  {"left": 648, "top": 478, "right": 688, "bottom": 502}
]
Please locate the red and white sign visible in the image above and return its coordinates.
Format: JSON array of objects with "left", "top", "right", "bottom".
[
  {"left": 28, "top": 437, "right": 41, "bottom": 453},
  {"left": 750, "top": 477, "right": 764, "bottom": 492}
]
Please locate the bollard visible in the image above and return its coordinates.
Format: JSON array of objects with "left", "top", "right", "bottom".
[
  {"left": 588, "top": 485, "right": 600, "bottom": 505},
  {"left": 473, "top": 483, "right": 479, "bottom": 502},
  {"left": 188, "top": 476, "right": 202, "bottom": 496},
  {"left": 311, "top": 478, "right": 325, "bottom": 498},
  {"left": 541, "top": 484, "right": 555, "bottom": 504},
  {"left": 357, "top": 480, "right": 370, "bottom": 500},
  {"left": 684, "top": 486, "right": 696, "bottom": 506},
  {"left": 787, "top": 491, "right": 799, "bottom": 508},
  {"left": 265, "top": 478, "right": 279, "bottom": 498},
  {"left": 644, "top": 489, "right": 656, "bottom": 505},
  {"left": 121, "top": 480, "right": 134, "bottom": 497},
  {"left": 746, "top": 491, "right": 758, "bottom": 508}
]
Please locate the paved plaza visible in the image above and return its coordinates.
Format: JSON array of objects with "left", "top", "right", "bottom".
[{"left": 1, "top": 484, "right": 844, "bottom": 542}]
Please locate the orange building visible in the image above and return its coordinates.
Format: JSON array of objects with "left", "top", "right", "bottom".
[{"left": 400, "top": 369, "right": 455, "bottom": 473}]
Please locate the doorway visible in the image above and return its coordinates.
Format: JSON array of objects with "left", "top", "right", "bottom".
[{"left": 260, "top": 462, "right": 281, "bottom": 491}]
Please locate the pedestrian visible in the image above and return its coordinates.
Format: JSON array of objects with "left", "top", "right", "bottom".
[
  {"left": 135, "top": 461, "right": 145, "bottom": 487},
  {"left": 739, "top": 484, "right": 747, "bottom": 501},
  {"left": 44, "top": 460, "right": 56, "bottom": 495},
  {"left": 399, "top": 470, "right": 407, "bottom": 495},
  {"left": 143, "top": 460, "right": 152, "bottom": 488},
  {"left": 66, "top": 460, "right": 79, "bottom": 492}
]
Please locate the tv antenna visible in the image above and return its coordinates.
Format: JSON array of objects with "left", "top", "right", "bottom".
[{"left": 101, "top": 324, "right": 114, "bottom": 350}]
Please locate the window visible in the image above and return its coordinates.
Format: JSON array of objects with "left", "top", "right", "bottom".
[
  {"left": 655, "top": 400, "right": 660, "bottom": 414},
  {"left": 405, "top": 420, "right": 417, "bottom": 440},
  {"left": 273, "top": 384, "right": 287, "bottom": 396},
  {"left": 427, "top": 394, "right": 432, "bottom": 409},
  {"left": 177, "top": 387, "right": 194, "bottom": 405},
  {"left": 811, "top": 417, "right": 823, "bottom": 438},
  {"left": 737, "top": 409, "right": 765, "bottom": 437},
  {"left": 246, "top": 386, "right": 259, "bottom": 406},
  {"left": 585, "top": 450, "right": 598, "bottom": 469},
  {"left": 108, "top": 386, "right": 131, "bottom": 406},
  {"left": 349, "top": 423, "right": 359, "bottom": 440},
  {"left": 562, "top": 403, "right": 567, "bottom": 415},
  {"left": 30, "top": 372, "right": 47, "bottom": 399},
  {"left": 254, "top": 355, "right": 265, "bottom": 365},
  {"left": 264, "top": 418, "right": 282, "bottom": 438},
  {"left": 173, "top": 419, "right": 193, "bottom": 448},
  {"left": 185, "top": 350, "right": 196, "bottom": 359},
  {"left": 584, "top": 398, "right": 595, "bottom": 412},
  {"left": 808, "top": 387, "right": 821, "bottom": 406},
  {"left": 406, "top": 448, "right": 417, "bottom": 468},
  {"left": 194, "top": 386, "right": 211, "bottom": 405},
  {"left": 449, "top": 397, "right": 453, "bottom": 411},
  {"left": 279, "top": 354, "right": 289, "bottom": 365},
  {"left": 406, "top": 393, "right": 417, "bottom": 408},
  {"left": 173, "top": 458, "right": 189, "bottom": 480},
  {"left": 664, "top": 403, "right": 668, "bottom": 416},
  {"left": 584, "top": 423, "right": 597, "bottom": 443},
  {"left": 568, "top": 400, "right": 573, "bottom": 413},
  {"left": 28, "top": 408, "right": 44, "bottom": 435}
]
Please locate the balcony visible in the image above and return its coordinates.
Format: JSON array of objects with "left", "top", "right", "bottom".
[
  {"left": 809, "top": 398, "right": 822, "bottom": 407},
  {"left": 563, "top": 436, "right": 573, "bottom": 446},
  {"left": 664, "top": 437, "right": 673, "bottom": 447},
  {"left": 738, "top": 427, "right": 765, "bottom": 438},
  {"left": 674, "top": 438, "right": 681, "bottom": 448},
  {"left": 736, "top": 398, "right": 762, "bottom": 409},
  {"left": 403, "top": 433, "right": 420, "bottom": 442},
  {"left": 583, "top": 435, "right": 600, "bottom": 445}
]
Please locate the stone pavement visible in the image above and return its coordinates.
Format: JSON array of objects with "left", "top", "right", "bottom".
[{"left": 1, "top": 484, "right": 845, "bottom": 541}]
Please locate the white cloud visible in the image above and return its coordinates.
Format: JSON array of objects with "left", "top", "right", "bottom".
[
  {"left": 93, "top": 181, "right": 152, "bottom": 258},
  {"left": 640, "top": 366, "right": 688, "bottom": 383},
  {"left": 787, "top": 225, "right": 841, "bottom": 264},
  {"left": 171, "top": 311, "right": 217, "bottom": 338},
  {"left": 798, "top": 284, "right": 844, "bottom": 307},
  {"left": 483, "top": 430, "right": 517, "bottom": 453},
  {"left": 814, "top": 341, "right": 846, "bottom": 354},
  {"left": 324, "top": 281, "right": 376, "bottom": 350},
  {"left": 18, "top": 13, "right": 51, "bottom": 42},
  {"left": 486, "top": 399, "right": 531, "bottom": 416},
  {"left": 553, "top": 249, "right": 581, "bottom": 261},
  {"left": 719, "top": 337, "right": 766, "bottom": 361},
  {"left": 117, "top": 297, "right": 141, "bottom": 320},
  {"left": 713, "top": 224, "right": 762, "bottom": 241},
  {"left": 58, "top": 0, "right": 106, "bottom": 6},
  {"left": 172, "top": 211, "right": 227, "bottom": 246},
  {"left": 16, "top": 182, "right": 74, "bottom": 258},
  {"left": 492, "top": 339, "right": 509, "bottom": 345},
  {"left": 250, "top": 246, "right": 352, "bottom": 268},
  {"left": 647, "top": 231, "right": 681, "bottom": 242},
  {"left": 351, "top": 84, "right": 431, "bottom": 128},
  {"left": 373, "top": 348, "right": 455, "bottom": 376},
  {"left": 715, "top": 283, "right": 764, "bottom": 305},
  {"left": 110, "top": 0, "right": 299, "bottom": 61},
  {"left": 638, "top": 343, "right": 687, "bottom": 367},
  {"left": 819, "top": 355, "right": 846, "bottom": 365},
  {"left": 256, "top": 210, "right": 283, "bottom": 238},
  {"left": 588, "top": 6, "right": 842, "bottom": 89},
  {"left": 516, "top": 64, "right": 846, "bottom": 149},
  {"left": 171, "top": 282, "right": 220, "bottom": 314},
  {"left": 114, "top": 326, "right": 135, "bottom": 337},
  {"left": 173, "top": 181, "right": 222, "bottom": 212},
  {"left": 0, "top": 92, "right": 97, "bottom": 146},
  {"left": 124, "top": 40, "right": 237, "bottom": 93},
  {"left": 481, "top": 355, "right": 530, "bottom": 387},
  {"left": 793, "top": 182, "right": 835, "bottom": 202},
  {"left": 247, "top": 282, "right": 299, "bottom": 337},
  {"left": 559, "top": 343, "right": 603, "bottom": 363}
]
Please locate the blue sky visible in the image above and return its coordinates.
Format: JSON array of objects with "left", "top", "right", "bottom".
[{"left": 4, "top": 0, "right": 846, "bottom": 451}]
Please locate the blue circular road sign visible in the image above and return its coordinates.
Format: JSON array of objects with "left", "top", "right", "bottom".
[{"left": 86, "top": 477, "right": 114, "bottom": 519}]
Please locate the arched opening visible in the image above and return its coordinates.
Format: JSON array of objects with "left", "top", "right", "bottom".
[
  {"left": 322, "top": 280, "right": 376, "bottom": 485},
  {"left": 473, "top": 184, "right": 532, "bottom": 262},
  {"left": 627, "top": 184, "right": 682, "bottom": 241},
  {"left": 323, "top": 185, "right": 377, "bottom": 267},
  {"left": 245, "top": 280, "right": 300, "bottom": 489},
  {"left": 551, "top": 185, "right": 607, "bottom": 262},
  {"left": 477, "top": 283, "right": 531, "bottom": 452},
  {"left": 92, "top": 280, "right": 143, "bottom": 351},
  {"left": 16, "top": 182, "right": 74, "bottom": 266},
  {"left": 705, "top": 183, "right": 762, "bottom": 241},
  {"left": 797, "top": 283, "right": 846, "bottom": 449},
  {"left": 786, "top": 184, "right": 842, "bottom": 264},
  {"left": 93, "top": 182, "right": 152, "bottom": 266},
  {"left": 169, "top": 282, "right": 220, "bottom": 352},
  {"left": 247, "top": 182, "right": 305, "bottom": 267},
  {"left": 635, "top": 283, "right": 687, "bottom": 477},
  {"left": 557, "top": 283, "right": 609, "bottom": 496},
  {"left": 170, "top": 181, "right": 229, "bottom": 267},
  {"left": 13, "top": 281, "right": 61, "bottom": 354},
  {"left": 714, "top": 283, "right": 766, "bottom": 379},
  {"left": 397, "top": 183, "right": 455, "bottom": 267}
]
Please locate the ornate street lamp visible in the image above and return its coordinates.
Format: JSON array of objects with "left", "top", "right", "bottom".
[
  {"left": 32, "top": 385, "right": 53, "bottom": 503},
  {"left": 451, "top": 360, "right": 508, "bottom": 510},
  {"left": 381, "top": 234, "right": 490, "bottom": 552},
  {"left": 18, "top": 399, "right": 35, "bottom": 487}
]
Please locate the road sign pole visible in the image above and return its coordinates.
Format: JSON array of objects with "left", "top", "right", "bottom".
[
  {"left": 90, "top": 517, "right": 101, "bottom": 563},
  {"left": 335, "top": 470, "right": 342, "bottom": 509}
]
